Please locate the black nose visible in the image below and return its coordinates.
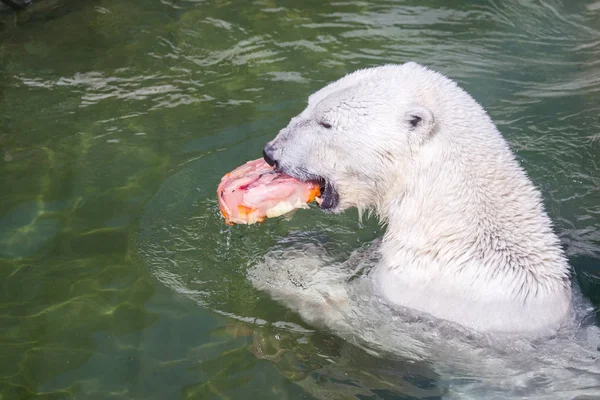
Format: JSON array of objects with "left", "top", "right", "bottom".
[{"left": 263, "top": 145, "right": 277, "bottom": 167}]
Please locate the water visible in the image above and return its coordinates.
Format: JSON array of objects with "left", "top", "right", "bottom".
[{"left": 1, "top": 0, "right": 599, "bottom": 398}]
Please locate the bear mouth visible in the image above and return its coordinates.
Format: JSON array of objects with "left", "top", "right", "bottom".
[
  {"left": 315, "top": 178, "right": 339, "bottom": 212},
  {"left": 275, "top": 164, "right": 339, "bottom": 212}
]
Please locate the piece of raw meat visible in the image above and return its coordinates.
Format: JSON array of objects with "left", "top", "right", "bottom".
[{"left": 217, "top": 158, "right": 320, "bottom": 225}]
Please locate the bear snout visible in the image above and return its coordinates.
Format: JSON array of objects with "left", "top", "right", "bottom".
[{"left": 263, "top": 144, "right": 277, "bottom": 168}]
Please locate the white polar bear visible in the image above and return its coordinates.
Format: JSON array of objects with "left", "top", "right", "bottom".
[{"left": 259, "top": 62, "right": 572, "bottom": 335}]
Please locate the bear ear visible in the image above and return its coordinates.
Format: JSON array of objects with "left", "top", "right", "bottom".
[{"left": 404, "top": 105, "right": 435, "bottom": 146}]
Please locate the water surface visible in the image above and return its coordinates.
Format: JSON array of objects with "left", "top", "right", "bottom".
[{"left": 1, "top": 0, "right": 599, "bottom": 398}]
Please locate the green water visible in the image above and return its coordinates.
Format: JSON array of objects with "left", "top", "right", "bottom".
[{"left": 0, "top": 0, "right": 599, "bottom": 398}]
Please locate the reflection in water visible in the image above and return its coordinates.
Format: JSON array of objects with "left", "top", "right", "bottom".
[{"left": 1, "top": 0, "right": 600, "bottom": 398}]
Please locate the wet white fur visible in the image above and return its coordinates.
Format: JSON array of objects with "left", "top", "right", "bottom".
[{"left": 260, "top": 62, "right": 572, "bottom": 335}]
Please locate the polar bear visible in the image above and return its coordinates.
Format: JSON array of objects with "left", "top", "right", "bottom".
[{"left": 259, "top": 62, "right": 572, "bottom": 335}]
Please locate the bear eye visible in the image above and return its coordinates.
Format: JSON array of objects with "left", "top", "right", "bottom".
[
  {"left": 319, "top": 121, "right": 332, "bottom": 129},
  {"left": 409, "top": 115, "right": 422, "bottom": 128}
]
